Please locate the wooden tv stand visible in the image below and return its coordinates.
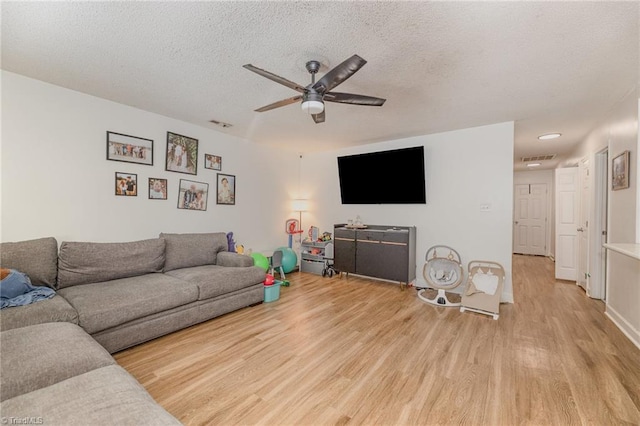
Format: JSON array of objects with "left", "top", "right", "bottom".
[{"left": 333, "top": 224, "right": 416, "bottom": 287}]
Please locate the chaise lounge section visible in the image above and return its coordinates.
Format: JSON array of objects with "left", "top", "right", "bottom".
[
  {"left": 0, "top": 232, "right": 267, "bottom": 424},
  {"left": 1, "top": 322, "right": 182, "bottom": 425}
]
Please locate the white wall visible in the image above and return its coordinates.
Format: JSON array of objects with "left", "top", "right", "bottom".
[
  {"left": 605, "top": 87, "right": 639, "bottom": 347},
  {"left": 565, "top": 85, "right": 638, "bottom": 244},
  {"left": 607, "top": 89, "right": 638, "bottom": 244},
  {"left": 2, "top": 72, "right": 515, "bottom": 302},
  {"left": 299, "top": 122, "right": 515, "bottom": 303},
  {"left": 1, "top": 71, "right": 300, "bottom": 252},
  {"left": 565, "top": 84, "right": 639, "bottom": 347},
  {"left": 513, "top": 169, "right": 555, "bottom": 257}
]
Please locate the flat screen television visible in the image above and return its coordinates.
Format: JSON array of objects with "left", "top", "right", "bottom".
[{"left": 337, "top": 146, "right": 426, "bottom": 204}]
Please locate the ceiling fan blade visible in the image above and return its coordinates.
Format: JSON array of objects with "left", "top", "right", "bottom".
[
  {"left": 243, "top": 64, "right": 306, "bottom": 93},
  {"left": 324, "top": 92, "right": 386, "bottom": 106},
  {"left": 254, "top": 95, "right": 303, "bottom": 112},
  {"left": 312, "top": 54, "right": 367, "bottom": 93},
  {"left": 312, "top": 110, "right": 325, "bottom": 124}
]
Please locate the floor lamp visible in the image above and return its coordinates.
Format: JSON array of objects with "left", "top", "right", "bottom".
[{"left": 291, "top": 199, "right": 309, "bottom": 267}]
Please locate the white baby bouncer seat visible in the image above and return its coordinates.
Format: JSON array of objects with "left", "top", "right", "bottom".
[
  {"left": 460, "top": 260, "right": 505, "bottom": 320},
  {"left": 417, "top": 245, "right": 464, "bottom": 307}
]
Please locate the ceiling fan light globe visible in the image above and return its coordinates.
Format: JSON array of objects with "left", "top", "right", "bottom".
[{"left": 301, "top": 100, "right": 324, "bottom": 115}]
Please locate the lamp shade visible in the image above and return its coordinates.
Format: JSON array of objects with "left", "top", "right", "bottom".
[
  {"left": 301, "top": 92, "right": 324, "bottom": 115},
  {"left": 301, "top": 100, "right": 324, "bottom": 115},
  {"left": 291, "top": 199, "right": 309, "bottom": 212}
]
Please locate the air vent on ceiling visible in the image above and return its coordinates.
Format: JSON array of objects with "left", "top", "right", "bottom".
[
  {"left": 209, "top": 119, "right": 232, "bottom": 128},
  {"left": 521, "top": 154, "right": 556, "bottom": 162}
]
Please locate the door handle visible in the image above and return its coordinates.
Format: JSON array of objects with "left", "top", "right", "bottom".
[{"left": 577, "top": 227, "right": 584, "bottom": 232}]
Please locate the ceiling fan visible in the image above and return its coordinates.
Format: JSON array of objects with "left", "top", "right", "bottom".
[{"left": 243, "top": 54, "right": 386, "bottom": 124}]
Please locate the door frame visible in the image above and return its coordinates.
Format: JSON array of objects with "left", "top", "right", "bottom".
[{"left": 578, "top": 158, "right": 590, "bottom": 291}]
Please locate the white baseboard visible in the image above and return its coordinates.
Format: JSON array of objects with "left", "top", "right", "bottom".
[{"left": 605, "top": 306, "right": 640, "bottom": 350}]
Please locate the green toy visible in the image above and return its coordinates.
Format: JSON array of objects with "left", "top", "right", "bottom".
[{"left": 250, "top": 252, "right": 269, "bottom": 271}]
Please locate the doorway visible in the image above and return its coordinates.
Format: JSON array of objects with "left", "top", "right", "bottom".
[
  {"left": 577, "top": 158, "right": 590, "bottom": 291},
  {"left": 514, "top": 183, "right": 548, "bottom": 256}
]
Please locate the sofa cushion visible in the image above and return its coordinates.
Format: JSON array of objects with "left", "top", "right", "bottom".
[
  {"left": 165, "top": 264, "right": 266, "bottom": 300},
  {"left": 0, "top": 237, "right": 58, "bottom": 288},
  {"left": 160, "top": 232, "right": 228, "bottom": 272},
  {"left": 0, "top": 322, "right": 115, "bottom": 401},
  {"left": 57, "top": 238, "right": 165, "bottom": 289},
  {"left": 58, "top": 273, "right": 198, "bottom": 334},
  {"left": 0, "top": 295, "right": 78, "bottom": 332},
  {"left": 216, "top": 251, "right": 255, "bottom": 267},
  {"left": 0, "top": 365, "right": 181, "bottom": 425},
  {"left": 92, "top": 284, "right": 263, "bottom": 353}
]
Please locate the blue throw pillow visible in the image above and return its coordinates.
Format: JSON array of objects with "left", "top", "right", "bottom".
[
  {"left": 0, "top": 268, "right": 34, "bottom": 299},
  {"left": 1, "top": 268, "right": 55, "bottom": 309}
]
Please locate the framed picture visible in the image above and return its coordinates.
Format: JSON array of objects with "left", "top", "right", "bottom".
[
  {"left": 107, "top": 131, "right": 153, "bottom": 166},
  {"left": 149, "top": 178, "right": 168, "bottom": 200},
  {"left": 205, "top": 154, "right": 222, "bottom": 171},
  {"left": 177, "top": 179, "right": 209, "bottom": 211},
  {"left": 166, "top": 132, "right": 198, "bottom": 175},
  {"left": 216, "top": 173, "right": 236, "bottom": 205},
  {"left": 612, "top": 150, "right": 630, "bottom": 191},
  {"left": 115, "top": 172, "right": 137, "bottom": 196}
]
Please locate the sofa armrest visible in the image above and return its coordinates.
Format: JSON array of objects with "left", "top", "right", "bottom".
[{"left": 216, "top": 252, "right": 254, "bottom": 267}]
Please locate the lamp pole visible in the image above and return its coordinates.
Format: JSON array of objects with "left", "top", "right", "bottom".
[{"left": 292, "top": 199, "right": 309, "bottom": 269}]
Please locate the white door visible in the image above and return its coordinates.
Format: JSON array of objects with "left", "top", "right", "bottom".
[
  {"left": 577, "top": 159, "right": 590, "bottom": 290},
  {"left": 555, "top": 167, "right": 579, "bottom": 281},
  {"left": 513, "top": 184, "right": 530, "bottom": 254},
  {"left": 529, "top": 183, "right": 548, "bottom": 256},
  {"left": 590, "top": 149, "right": 608, "bottom": 300},
  {"left": 513, "top": 183, "right": 547, "bottom": 256}
]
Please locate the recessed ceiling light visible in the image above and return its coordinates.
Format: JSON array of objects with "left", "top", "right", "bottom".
[
  {"left": 538, "top": 133, "right": 561, "bottom": 140},
  {"left": 527, "top": 162, "right": 542, "bottom": 167}
]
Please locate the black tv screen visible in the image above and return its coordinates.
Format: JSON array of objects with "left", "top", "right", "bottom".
[{"left": 337, "top": 146, "right": 426, "bottom": 204}]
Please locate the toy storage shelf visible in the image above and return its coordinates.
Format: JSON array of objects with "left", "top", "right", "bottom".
[{"left": 301, "top": 240, "right": 330, "bottom": 275}]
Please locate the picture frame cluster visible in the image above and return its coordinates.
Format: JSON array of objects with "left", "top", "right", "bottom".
[{"left": 107, "top": 130, "right": 235, "bottom": 208}]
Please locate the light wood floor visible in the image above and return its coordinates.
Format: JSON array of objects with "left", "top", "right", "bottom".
[{"left": 114, "top": 255, "right": 640, "bottom": 425}]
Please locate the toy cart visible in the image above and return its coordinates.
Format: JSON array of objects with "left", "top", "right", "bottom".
[{"left": 321, "top": 242, "right": 338, "bottom": 278}]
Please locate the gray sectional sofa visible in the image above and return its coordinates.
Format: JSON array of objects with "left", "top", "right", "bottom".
[{"left": 0, "top": 232, "right": 267, "bottom": 425}]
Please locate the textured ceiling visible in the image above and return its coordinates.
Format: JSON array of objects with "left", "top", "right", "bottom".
[{"left": 2, "top": 2, "right": 638, "bottom": 171}]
